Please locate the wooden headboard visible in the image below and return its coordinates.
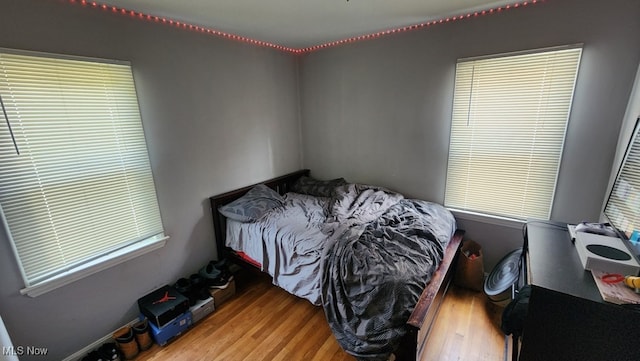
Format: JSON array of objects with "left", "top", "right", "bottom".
[{"left": 209, "top": 169, "right": 310, "bottom": 261}]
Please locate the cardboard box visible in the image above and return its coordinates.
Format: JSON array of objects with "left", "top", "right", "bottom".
[
  {"left": 148, "top": 312, "right": 192, "bottom": 346},
  {"left": 138, "top": 285, "right": 190, "bottom": 328},
  {"left": 209, "top": 279, "right": 236, "bottom": 307}
]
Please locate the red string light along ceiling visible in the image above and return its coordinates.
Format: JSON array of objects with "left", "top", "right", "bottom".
[{"left": 66, "top": 0, "right": 543, "bottom": 54}]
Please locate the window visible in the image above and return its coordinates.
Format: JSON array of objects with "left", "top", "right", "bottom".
[
  {"left": 604, "top": 117, "right": 640, "bottom": 236},
  {"left": 0, "top": 49, "right": 166, "bottom": 296},
  {"left": 445, "top": 45, "right": 582, "bottom": 220}
]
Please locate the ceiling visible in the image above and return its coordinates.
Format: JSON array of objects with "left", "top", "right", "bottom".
[{"left": 97, "top": 0, "right": 517, "bottom": 50}]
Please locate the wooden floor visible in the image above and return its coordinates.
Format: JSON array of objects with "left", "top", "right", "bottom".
[
  {"left": 135, "top": 271, "right": 505, "bottom": 361},
  {"left": 421, "top": 286, "right": 506, "bottom": 361}
]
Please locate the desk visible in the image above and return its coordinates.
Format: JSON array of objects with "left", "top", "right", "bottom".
[{"left": 520, "top": 221, "right": 640, "bottom": 361}]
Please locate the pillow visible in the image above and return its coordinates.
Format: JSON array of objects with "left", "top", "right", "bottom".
[
  {"left": 218, "top": 184, "right": 284, "bottom": 222},
  {"left": 291, "top": 176, "right": 347, "bottom": 197}
]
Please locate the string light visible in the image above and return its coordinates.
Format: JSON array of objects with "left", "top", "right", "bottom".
[
  {"left": 65, "top": 0, "right": 542, "bottom": 54},
  {"left": 300, "top": 0, "right": 541, "bottom": 52}
]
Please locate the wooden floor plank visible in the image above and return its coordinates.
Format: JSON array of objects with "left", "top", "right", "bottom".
[{"left": 134, "top": 271, "right": 504, "bottom": 361}]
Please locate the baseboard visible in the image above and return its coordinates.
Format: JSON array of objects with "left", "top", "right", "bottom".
[{"left": 62, "top": 318, "right": 138, "bottom": 361}]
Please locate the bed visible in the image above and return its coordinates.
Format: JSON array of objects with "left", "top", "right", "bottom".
[{"left": 209, "top": 169, "right": 464, "bottom": 361}]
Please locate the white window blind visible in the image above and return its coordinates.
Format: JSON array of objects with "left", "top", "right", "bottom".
[
  {"left": 604, "top": 117, "right": 640, "bottom": 236},
  {"left": 0, "top": 49, "right": 165, "bottom": 288},
  {"left": 445, "top": 46, "right": 582, "bottom": 220}
]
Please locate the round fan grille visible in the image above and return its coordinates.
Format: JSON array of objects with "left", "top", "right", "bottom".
[{"left": 484, "top": 248, "right": 523, "bottom": 304}]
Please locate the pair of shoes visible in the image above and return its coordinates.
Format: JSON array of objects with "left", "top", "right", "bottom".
[
  {"left": 174, "top": 277, "right": 197, "bottom": 306},
  {"left": 81, "top": 351, "right": 105, "bottom": 361},
  {"left": 132, "top": 319, "right": 153, "bottom": 351},
  {"left": 113, "top": 327, "right": 138, "bottom": 360},
  {"left": 189, "top": 273, "right": 212, "bottom": 300},
  {"left": 113, "top": 320, "right": 153, "bottom": 360},
  {"left": 211, "top": 259, "right": 234, "bottom": 279},
  {"left": 81, "top": 343, "right": 121, "bottom": 361},
  {"left": 199, "top": 259, "right": 233, "bottom": 289},
  {"left": 174, "top": 275, "right": 210, "bottom": 305},
  {"left": 97, "top": 343, "right": 120, "bottom": 360}
]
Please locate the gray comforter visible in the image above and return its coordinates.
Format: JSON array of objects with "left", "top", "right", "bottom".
[
  {"left": 224, "top": 183, "right": 456, "bottom": 359},
  {"left": 322, "top": 184, "right": 456, "bottom": 360}
]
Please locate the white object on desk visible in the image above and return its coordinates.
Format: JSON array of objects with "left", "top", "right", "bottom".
[{"left": 574, "top": 232, "right": 640, "bottom": 276}]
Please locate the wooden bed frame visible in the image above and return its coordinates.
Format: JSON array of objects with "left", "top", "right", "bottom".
[{"left": 209, "top": 169, "right": 464, "bottom": 361}]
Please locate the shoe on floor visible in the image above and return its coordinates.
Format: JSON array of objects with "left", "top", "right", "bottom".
[
  {"left": 207, "top": 259, "right": 234, "bottom": 283},
  {"left": 97, "top": 342, "right": 121, "bottom": 361},
  {"left": 207, "top": 275, "right": 232, "bottom": 289}
]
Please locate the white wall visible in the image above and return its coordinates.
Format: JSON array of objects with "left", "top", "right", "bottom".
[
  {"left": 0, "top": 1, "right": 301, "bottom": 359},
  {"left": 299, "top": 0, "right": 640, "bottom": 268}
]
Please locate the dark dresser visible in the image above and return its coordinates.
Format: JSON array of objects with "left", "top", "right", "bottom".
[{"left": 519, "top": 221, "right": 640, "bottom": 361}]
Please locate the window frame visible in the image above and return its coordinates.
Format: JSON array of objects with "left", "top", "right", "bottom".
[
  {"left": 444, "top": 44, "right": 583, "bottom": 221},
  {"left": 0, "top": 48, "right": 167, "bottom": 297}
]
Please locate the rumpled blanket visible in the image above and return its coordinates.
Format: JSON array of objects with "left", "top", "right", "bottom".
[
  {"left": 329, "top": 183, "right": 405, "bottom": 225},
  {"left": 322, "top": 184, "right": 456, "bottom": 360}
]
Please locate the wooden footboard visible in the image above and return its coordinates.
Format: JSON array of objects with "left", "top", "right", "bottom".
[
  {"left": 396, "top": 229, "right": 464, "bottom": 361},
  {"left": 209, "top": 170, "right": 464, "bottom": 361}
]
